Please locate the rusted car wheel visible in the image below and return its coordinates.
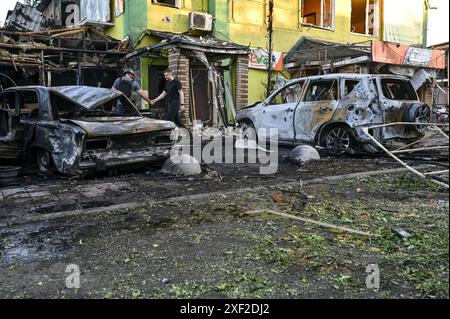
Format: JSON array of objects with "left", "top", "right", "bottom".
[
  {"left": 36, "top": 149, "right": 53, "bottom": 175},
  {"left": 325, "top": 126, "right": 352, "bottom": 156}
]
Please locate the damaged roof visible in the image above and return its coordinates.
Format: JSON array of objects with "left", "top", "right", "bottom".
[
  {"left": 2, "top": 85, "right": 123, "bottom": 110},
  {"left": 285, "top": 36, "right": 371, "bottom": 66},
  {"left": 127, "top": 30, "right": 249, "bottom": 59},
  {"left": 146, "top": 30, "right": 250, "bottom": 51}
]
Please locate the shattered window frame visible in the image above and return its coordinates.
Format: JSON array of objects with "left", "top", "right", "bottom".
[
  {"left": 304, "top": 79, "right": 339, "bottom": 102},
  {"left": 381, "top": 79, "right": 418, "bottom": 101},
  {"left": 16, "top": 90, "right": 41, "bottom": 119},
  {"left": 0, "top": 92, "right": 17, "bottom": 115},
  {"left": 350, "top": 0, "right": 380, "bottom": 37},
  {"left": 342, "top": 79, "right": 362, "bottom": 98},
  {"left": 50, "top": 92, "right": 83, "bottom": 120},
  {"left": 115, "top": 0, "right": 125, "bottom": 17},
  {"left": 268, "top": 81, "right": 305, "bottom": 106},
  {"left": 302, "top": 0, "right": 335, "bottom": 30}
]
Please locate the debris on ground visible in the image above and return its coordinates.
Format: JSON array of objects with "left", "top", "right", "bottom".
[{"left": 161, "top": 154, "right": 202, "bottom": 176}]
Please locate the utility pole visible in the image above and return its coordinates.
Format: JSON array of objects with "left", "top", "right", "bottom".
[{"left": 266, "top": 0, "right": 274, "bottom": 99}]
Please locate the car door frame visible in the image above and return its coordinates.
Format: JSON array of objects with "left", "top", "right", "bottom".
[
  {"left": 294, "top": 77, "right": 341, "bottom": 143},
  {"left": 258, "top": 80, "right": 305, "bottom": 143}
]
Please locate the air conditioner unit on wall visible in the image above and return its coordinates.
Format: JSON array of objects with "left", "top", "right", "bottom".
[{"left": 189, "top": 12, "right": 213, "bottom": 32}]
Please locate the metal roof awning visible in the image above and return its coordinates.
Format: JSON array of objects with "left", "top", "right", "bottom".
[
  {"left": 127, "top": 30, "right": 250, "bottom": 59},
  {"left": 284, "top": 36, "right": 372, "bottom": 69}
]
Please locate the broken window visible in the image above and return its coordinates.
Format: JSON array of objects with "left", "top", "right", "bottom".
[
  {"left": 305, "top": 80, "right": 338, "bottom": 102},
  {"left": 50, "top": 93, "right": 82, "bottom": 120},
  {"left": 351, "top": 0, "right": 379, "bottom": 36},
  {"left": 115, "top": 0, "right": 125, "bottom": 17},
  {"left": 302, "top": 0, "right": 334, "bottom": 29},
  {"left": 152, "top": 0, "right": 181, "bottom": 8},
  {"left": 269, "top": 82, "right": 304, "bottom": 105},
  {"left": 381, "top": 79, "right": 418, "bottom": 101},
  {"left": 0, "top": 92, "right": 16, "bottom": 114},
  {"left": 17, "top": 91, "right": 39, "bottom": 119},
  {"left": 342, "top": 80, "right": 361, "bottom": 98}
]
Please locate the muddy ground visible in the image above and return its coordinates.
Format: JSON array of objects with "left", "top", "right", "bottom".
[{"left": 0, "top": 146, "right": 448, "bottom": 299}]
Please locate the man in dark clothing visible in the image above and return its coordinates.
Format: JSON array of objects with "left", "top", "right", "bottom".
[
  {"left": 112, "top": 68, "right": 152, "bottom": 115},
  {"left": 150, "top": 69, "right": 185, "bottom": 128}
]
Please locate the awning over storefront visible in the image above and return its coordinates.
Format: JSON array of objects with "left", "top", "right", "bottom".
[{"left": 284, "top": 36, "right": 372, "bottom": 69}]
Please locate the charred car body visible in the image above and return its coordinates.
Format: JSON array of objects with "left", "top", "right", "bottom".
[
  {"left": 237, "top": 74, "right": 431, "bottom": 155},
  {"left": 0, "top": 86, "right": 176, "bottom": 175}
]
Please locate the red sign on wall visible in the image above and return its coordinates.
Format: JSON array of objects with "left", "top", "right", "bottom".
[{"left": 372, "top": 40, "right": 446, "bottom": 69}]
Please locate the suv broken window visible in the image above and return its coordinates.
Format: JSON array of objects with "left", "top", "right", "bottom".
[
  {"left": 343, "top": 80, "right": 361, "bottom": 98},
  {"left": 381, "top": 79, "right": 417, "bottom": 100},
  {"left": 305, "top": 80, "right": 338, "bottom": 101},
  {"left": 269, "top": 82, "right": 304, "bottom": 105}
]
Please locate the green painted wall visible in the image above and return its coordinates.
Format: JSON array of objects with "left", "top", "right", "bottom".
[
  {"left": 209, "top": 0, "right": 229, "bottom": 41},
  {"left": 125, "top": 0, "right": 148, "bottom": 43}
]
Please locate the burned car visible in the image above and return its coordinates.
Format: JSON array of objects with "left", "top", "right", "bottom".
[
  {"left": 237, "top": 74, "right": 431, "bottom": 155},
  {"left": 0, "top": 86, "right": 176, "bottom": 175}
]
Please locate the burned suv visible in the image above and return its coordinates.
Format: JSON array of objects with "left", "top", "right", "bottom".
[
  {"left": 237, "top": 74, "right": 431, "bottom": 155},
  {"left": 0, "top": 86, "right": 176, "bottom": 175}
]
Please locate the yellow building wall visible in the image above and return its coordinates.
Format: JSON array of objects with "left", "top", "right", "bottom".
[
  {"left": 147, "top": 0, "right": 208, "bottom": 33},
  {"left": 227, "top": 0, "right": 392, "bottom": 105},
  {"left": 107, "top": 10, "right": 125, "bottom": 40}
]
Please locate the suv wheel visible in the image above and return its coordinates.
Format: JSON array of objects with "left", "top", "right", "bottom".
[
  {"left": 325, "top": 126, "right": 352, "bottom": 156},
  {"left": 405, "top": 104, "right": 431, "bottom": 133}
]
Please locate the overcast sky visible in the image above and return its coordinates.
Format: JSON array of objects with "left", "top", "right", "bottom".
[{"left": 0, "top": 0, "right": 448, "bottom": 46}]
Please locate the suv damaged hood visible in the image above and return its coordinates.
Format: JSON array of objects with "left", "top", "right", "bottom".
[{"left": 64, "top": 117, "right": 176, "bottom": 137}]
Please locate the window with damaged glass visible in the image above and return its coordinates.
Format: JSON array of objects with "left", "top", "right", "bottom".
[
  {"left": 342, "top": 80, "right": 361, "bottom": 98},
  {"left": 152, "top": 0, "right": 181, "bottom": 8},
  {"left": 115, "top": 0, "right": 125, "bottom": 16},
  {"left": 17, "top": 91, "right": 40, "bottom": 119},
  {"left": 50, "top": 93, "right": 82, "bottom": 120},
  {"left": 351, "top": 0, "right": 379, "bottom": 36},
  {"left": 305, "top": 80, "right": 339, "bottom": 102},
  {"left": 0, "top": 92, "right": 16, "bottom": 114},
  {"left": 269, "top": 82, "right": 305, "bottom": 106},
  {"left": 381, "top": 79, "right": 418, "bottom": 101},
  {"left": 302, "top": 0, "right": 334, "bottom": 29}
]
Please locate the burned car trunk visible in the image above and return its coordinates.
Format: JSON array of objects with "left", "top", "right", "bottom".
[{"left": 0, "top": 86, "right": 176, "bottom": 175}]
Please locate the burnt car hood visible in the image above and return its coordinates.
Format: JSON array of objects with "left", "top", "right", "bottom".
[
  {"left": 64, "top": 117, "right": 176, "bottom": 138},
  {"left": 51, "top": 86, "right": 123, "bottom": 110}
]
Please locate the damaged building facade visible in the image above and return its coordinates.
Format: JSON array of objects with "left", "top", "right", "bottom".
[
  {"left": 103, "top": 0, "right": 443, "bottom": 129},
  {"left": 1, "top": 1, "right": 128, "bottom": 91}
]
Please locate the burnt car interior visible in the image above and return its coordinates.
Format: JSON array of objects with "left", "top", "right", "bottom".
[
  {"left": 381, "top": 79, "right": 417, "bottom": 100},
  {"left": 269, "top": 82, "right": 304, "bottom": 105},
  {"left": 17, "top": 91, "right": 40, "bottom": 119},
  {"left": 305, "top": 80, "right": 338, "bottom": 101},
  {"left": 50, "top": 93, "right": 140, "bottom": 119}
]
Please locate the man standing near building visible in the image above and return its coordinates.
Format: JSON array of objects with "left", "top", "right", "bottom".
[
  {"left": 150, "top": 69, "right": 186, "bottom": 128},
  {"left": 112, "top": 68, "right": 152, "bottom": 115}
]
